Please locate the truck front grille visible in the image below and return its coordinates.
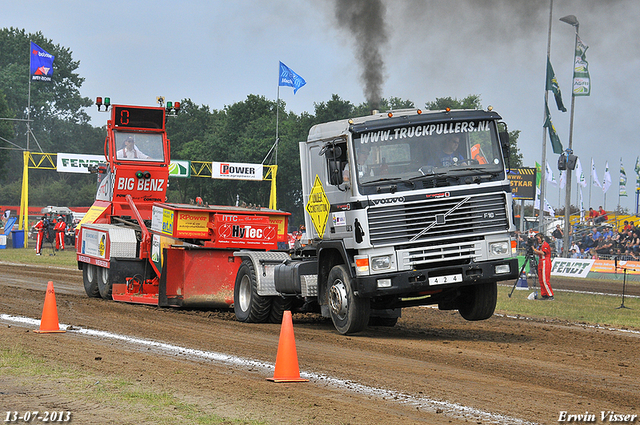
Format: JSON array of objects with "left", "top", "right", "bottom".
[{"left": 367, "top": 192, "right": 509, "bottom": 247}]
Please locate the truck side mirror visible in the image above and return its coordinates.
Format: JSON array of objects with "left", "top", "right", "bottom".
[
  {"left": 499, "top": 130, "right": 510, "bottom": 161},
  {"left": 324, "top": 145, "right": 345, "bottom": 186}
]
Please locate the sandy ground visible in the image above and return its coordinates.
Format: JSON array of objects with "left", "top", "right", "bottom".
[{"left": 1, "top": 262, "right": 638, "bottom": 425}]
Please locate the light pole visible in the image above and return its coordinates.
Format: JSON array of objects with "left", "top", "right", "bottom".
[{"left": 560, "top": 14, "right": 579, "bottom": 258}]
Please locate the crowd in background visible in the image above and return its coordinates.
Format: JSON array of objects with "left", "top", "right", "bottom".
[{"left": 515, "top": 212, "right": 640, "bottom": 261}]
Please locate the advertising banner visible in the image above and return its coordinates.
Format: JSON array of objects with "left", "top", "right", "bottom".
[
  {"left": 551, "top": 258, "right": 594, "bottom": 278},
  {"left": 57, "top": 153, "right": 104, "bottom": 174},
  {"left": 507, "top": 168, "right": 536, "bottom": 200},
  {"left": 212, "top": 162, "right": 263, "bottom": 181}
]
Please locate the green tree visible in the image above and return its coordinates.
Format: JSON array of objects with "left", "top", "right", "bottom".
[
  {"left": 0, "top": 27, "right": 100, "bottom": 207},
  {"left": 425, "top": 95, "right": 482, "bottom": 111},
  {"left": 0, "top": 88, "right": 13, "bottom": 178}
]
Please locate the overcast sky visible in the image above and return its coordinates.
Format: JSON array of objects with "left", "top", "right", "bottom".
[{"left": 3, "top": 0, "right": 639, "bottom": 212}]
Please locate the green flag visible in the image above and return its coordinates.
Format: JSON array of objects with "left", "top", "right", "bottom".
[
  {"left": 635, "top": 156, "right": 640, "bottom": 190},
  {"left": 535, "top": 162, "right": 542, "bottom": 188},
  {"left": 543, "top": 101, "right": 563, "bottom": 154},
  {"left": 546, "top": 57, "right": 567, "bottom": 112},
  {"left": 620, "top": 158, "right": 627, "bottom": 197},
  {"left": 573, "top": 35, "right": 591, "bottom": 96}
]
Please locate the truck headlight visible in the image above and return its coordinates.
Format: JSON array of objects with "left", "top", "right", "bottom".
[
  {"left": 495, "top": 264, "right": 511, "bottom": 274},
  {"left": 371, "top": 255, "right": 391, "bottom": 271},
  {"left": 489, "top": 241, "right": 509, "bottom": 256}
]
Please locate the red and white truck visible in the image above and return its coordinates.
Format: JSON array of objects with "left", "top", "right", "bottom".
[{"left": 76, "top": 103, "right": 291, "bottom": 321}]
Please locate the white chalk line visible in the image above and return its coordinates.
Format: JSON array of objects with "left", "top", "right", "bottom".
[{"left": 1, "top": 313, "right": 535, "bottom": 425}]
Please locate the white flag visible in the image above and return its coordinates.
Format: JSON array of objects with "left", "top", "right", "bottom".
[
  {"left": 602, "top": 162, "right": 612, "bottom": 193},
  {"left": 575, "top": 158, "right": 587, "bottom": 187},
  {"left": 558, "top": 170, "right": 566, "bottom": 189},
  {"left": 591, "top": 158, "right": 603, "bottom": 189},
  {"left": 534, "top": 186, "right": 555, "bottom": 215},
  {"left": 546, "top": 161, "right": 557, "bottom": 186}
]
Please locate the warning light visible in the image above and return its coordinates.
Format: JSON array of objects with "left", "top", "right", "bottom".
[
  {"left": 135, "top": 171, "right": 151, "bottom": 179},
  {"left": 417, "top": 109, "right": 422, "bottom": 114},
  {"left": 165, "top": 100, "right": 181, "bottom": 116},
  {"left": 387, "top": 112, "right": 393, "bottom": 118},
  {"left": 445, "top": 107, "right": 451, "bottom": 112},
  {"left": 96, "top": 96, "right": 111, "bottom": 112}
]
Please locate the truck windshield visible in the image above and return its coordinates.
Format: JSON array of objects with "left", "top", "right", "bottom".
[
  {"left": 114, "top": 132, "right": 164, "bottom": 162},
  {"left": 353, "top": 119, "right": 503, "bottom": 184}
]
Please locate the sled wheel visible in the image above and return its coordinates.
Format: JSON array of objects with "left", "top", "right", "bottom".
[
  {"left": 97, "top": 266, "right": 112, "bottom": 300},
  {"left": 83, "top": 263, "right": 100, "bottom": 298}
]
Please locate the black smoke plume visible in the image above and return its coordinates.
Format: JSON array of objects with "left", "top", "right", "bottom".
[{"left": 334, "top": 0, "right": 388, "bottom": 110}]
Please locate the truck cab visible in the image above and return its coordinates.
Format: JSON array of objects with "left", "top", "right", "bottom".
[{"left": 296, "top": 108, "right": 519, "bottom": 333}]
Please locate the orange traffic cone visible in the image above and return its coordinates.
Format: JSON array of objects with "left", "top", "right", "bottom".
[
  {"left": 34, "top": 281, "right": 65, "bottom": 333},
  {"left": 267, "top": 310, "right": 308, "bottom": 382}
]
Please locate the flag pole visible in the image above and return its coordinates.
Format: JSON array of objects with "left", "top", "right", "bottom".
[
  {"left": 539, "top": 0, "right": 553, "bottom": 236},
  {"left": 19, "top": 41, "right": 34, "bottom": 245}
]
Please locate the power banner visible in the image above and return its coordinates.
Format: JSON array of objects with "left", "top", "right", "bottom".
[
  {"left": 507, "top": 168, "right": 536, "bottom": 200},
  {"left": 211, "top": 161, "right": 263, "bottom": 181}
]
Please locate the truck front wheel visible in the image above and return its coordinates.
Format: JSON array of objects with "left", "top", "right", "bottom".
[
  {"left": 83, "top": 263, "right": 100, "bottom": 298},
  {"left": 234, "top": 260, "right": 271, "bottom": 323},
  {"left": 457, "top": 282, "right": 497, "bottom": 321},
  {"left": 327, "top": 265, "right": 370, "bottom": 335}
]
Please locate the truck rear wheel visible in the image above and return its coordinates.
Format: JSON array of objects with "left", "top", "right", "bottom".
[
  {"left": 234, "top": 260, "right": 271, "bottom": 323},
  {"left": 458, "top": 282, "right": 497, "bottom": 321},
  {"left": 327, "top": 265, "right": 370, "bottom": 335},
  {"left": 98, "top": 266, "right": 112, "bottom": 300},
  {"left": 83, "top": 263, "right": 100, "bottom": 298},
  {"left": 269, "top": 296, "right": 294, "bottom": 324}
]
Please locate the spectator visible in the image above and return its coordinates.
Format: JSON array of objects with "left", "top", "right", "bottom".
[
  {"left": 552, "top": 224, "right": 564, "bottom": 256},
  {"left": 588, "top": 207, "right": 599, "bottom": 225},
  {"left": 597, "top": 206, "right": 608, "bottom": 222},
  {"left": 595, "top": 236, "right": 612, "bottom": 256}
]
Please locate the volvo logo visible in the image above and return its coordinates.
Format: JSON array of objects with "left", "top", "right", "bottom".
[{"left": 371, "top": 196, "right": 405, "bottom": 206}]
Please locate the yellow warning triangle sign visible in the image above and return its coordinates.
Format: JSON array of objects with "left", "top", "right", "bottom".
[{"left": 305, "top": 175, "right": 330, "bottom": 238}]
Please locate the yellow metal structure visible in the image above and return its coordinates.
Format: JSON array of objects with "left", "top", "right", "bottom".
[{"left": 18, "top": 155, "right": 279, "bottom": 244}]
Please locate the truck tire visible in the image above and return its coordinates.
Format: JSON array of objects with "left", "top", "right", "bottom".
[
  {"left": 458, "top": 282, "right": 497, "bottom": 321},
  {"left": 83, "top": 263, "right": 100, "bottom": 298},
  {"left": 327, "top": 265, "right": 370, "bottom": 335},
  {"left": 269, "top": 296, "right": 294, "bottom": 324},
  {"left": 97, "top": 266, "right": 112, "bottom": 300},
  {"left": 234, "top": 260, "right": 271, "bottom": 323},
  {"left": 368, "top": 316, "right": 398, "bottom": 327}
]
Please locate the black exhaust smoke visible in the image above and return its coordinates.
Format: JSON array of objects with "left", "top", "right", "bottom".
[{"left": 334, "top": 0, "right": 388, "bottom": 111}]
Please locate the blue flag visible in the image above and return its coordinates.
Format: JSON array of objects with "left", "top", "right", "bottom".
[
  {"left": 30, "top": 42, "right": 55, "bottom": 82},
  {"left": 279, "top": 61, "right": 306, "bottom": 94}
]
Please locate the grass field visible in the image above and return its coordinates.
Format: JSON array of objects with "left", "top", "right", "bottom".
[
  {"left": 0, "top": 246, "right": 77, "bottom": 268},
  {"left": 1, "top": 246, "right": 638, "bottom": 331},
  {"left": 496, "top": 285, "right": 639, "bottom": 330}
]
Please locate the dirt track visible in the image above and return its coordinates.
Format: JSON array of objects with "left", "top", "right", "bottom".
[{"left": 1, "top": 262, "right": 639, "bottom": 425}]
